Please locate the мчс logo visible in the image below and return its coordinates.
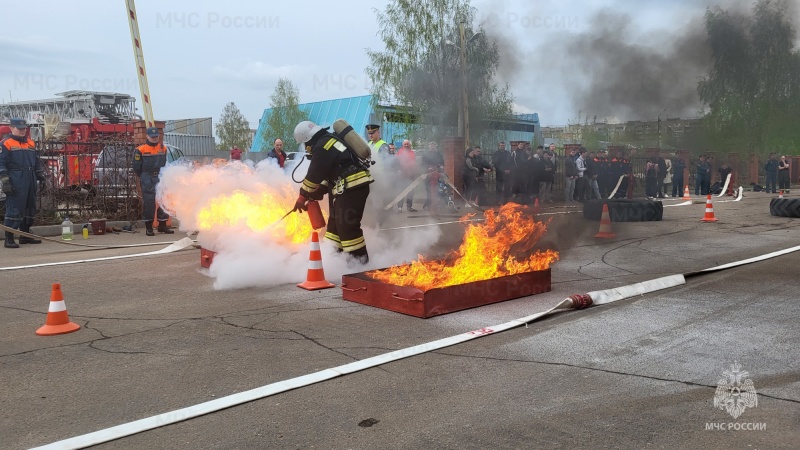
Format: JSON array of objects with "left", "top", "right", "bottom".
[{"left": 713, "top": 361, "right": 758, "bottom": 419}]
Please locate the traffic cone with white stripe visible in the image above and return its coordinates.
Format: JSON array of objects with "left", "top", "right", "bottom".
[
  {"left": 682, "top": 185, "right": 692, "bottom": 201},
  {"left": 779, "top": 190, "right": 784, "bottom": 199},
  {"left": 701, "top": 194, "right": 719, "bottom": 222},
  {"left": 594, "top": 203, "right": 617, "bottom": 238},
  {"left": 297, "top": 231, "right": 335, "bottom": 291},
  {"left": 36, "top": 283, "right": 80, "bottom": 336}
]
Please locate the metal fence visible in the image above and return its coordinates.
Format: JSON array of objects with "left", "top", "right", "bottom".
[{"left": 9, "top": 138, "right": 143, "bottom": 225}]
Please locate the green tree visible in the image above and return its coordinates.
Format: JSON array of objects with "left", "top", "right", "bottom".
[
  {"left": 215, "top": 102, "right": 252, "bottom": 151},
  {"left": 365, "top": 0, "right": 514, "bottom": 146},
  {"left": 260, "top": 78, "right": 308, "bottom": 151},
  {"left": 698, "top": 0, "right": 800, "bottom": 155}
]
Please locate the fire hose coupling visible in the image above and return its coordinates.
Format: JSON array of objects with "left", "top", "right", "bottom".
[{"left": 568, "top": 293, "right": 593, "bottom": 309}]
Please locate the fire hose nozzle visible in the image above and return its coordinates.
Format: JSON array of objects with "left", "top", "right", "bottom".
[{"left": 568, "top": 293, "right": 593, "bottom": 309}]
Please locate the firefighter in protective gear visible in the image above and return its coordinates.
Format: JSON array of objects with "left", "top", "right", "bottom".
[
  {"left": 0, "top": 118, "right": 46, "bottom": 248},
  {"left": 133, "top": 127, "right": 175, "bottom": 236},
  {"left": 293, "top": 120, "right": 374, "bottom": 264}
]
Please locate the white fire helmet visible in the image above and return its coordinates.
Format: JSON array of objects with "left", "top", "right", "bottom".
[{"left": 294, "top": 120, "right": 323, "bottom": 144}]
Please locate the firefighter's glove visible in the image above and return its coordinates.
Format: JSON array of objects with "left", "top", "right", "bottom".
[
  {"left": 0, "top": 176, "right": 11, "bottom": 194},
  {"left": 293, "top": 194, "right": 309, "bottom": 213}
]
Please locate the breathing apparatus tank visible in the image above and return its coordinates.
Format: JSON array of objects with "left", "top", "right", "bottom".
[{"left": 333, "top": 119, "right": 372, "bottom": 162}]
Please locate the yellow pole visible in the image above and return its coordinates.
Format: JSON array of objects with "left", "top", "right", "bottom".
[{"left": 125, "top": 0, "right": 155, "bottom": 127}]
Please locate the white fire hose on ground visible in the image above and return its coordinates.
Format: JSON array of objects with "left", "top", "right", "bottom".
[
  {"left": 30, "top": 243, "right": 800, "bottom": 449},
  {"left": 0, "top": 223, "right": 190, "bottom": 250},
  {"left": 0, "top": 237, "right": 196, "bottom": 272}
]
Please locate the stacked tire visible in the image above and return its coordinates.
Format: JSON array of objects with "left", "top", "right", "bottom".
[
  {"left": 583, "top": 199, "right": 663, "bottom": 222},
  {"left": 769, "top": 198, "right": 800, "bottom": 218}
]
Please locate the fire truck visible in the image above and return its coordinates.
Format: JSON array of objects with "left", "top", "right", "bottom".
[{"left": 0, "top": 90, "right": 139, "bottom": 189}]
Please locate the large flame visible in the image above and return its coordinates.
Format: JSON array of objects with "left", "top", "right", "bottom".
[
  {"left": 157, "top": 160, "right": 320, "bottom": 246},
  {"left": 367, "top": 203, "right": 559, "bottom": 290},
  {"left": 196, "top": 184, "right": 319, "bottom": 245}
]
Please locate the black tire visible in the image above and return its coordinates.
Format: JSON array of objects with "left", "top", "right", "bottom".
[
  {"left": 583, "top": 199, "right": 664, "bottom": 222},
  {"left": 769, "top": 198, "right": 800, "bottom": 217}
]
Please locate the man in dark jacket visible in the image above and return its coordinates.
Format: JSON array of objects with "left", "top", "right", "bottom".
[
  {"left": 293, "top": 121, "right": 374, "bottom": 264},
  {"left": 0, "top": 118, "right": 46, "bottom": 248},
  {"left": 695, "top": 155, "right": 710, "bottom": 195},
  {"left": 133, "top": 127, "right": 175, "bottom": 236},
  {"left": 266, "top": 138, "right": 287, "bottom": 168},
  {"left": 538, "top": 151, "right": 555, "bottom": 203},
  {"left": 492, "top": 142, "right": 514, "bottom": 204},
  {"left": 764, "top": 153, "right": 779, "bottom": 194},
  {"left": 473, "top": 146, "right": 492, "bottom": 206},
  {"left": 671, "top": 155, "right": 686, "bottom": 197}
]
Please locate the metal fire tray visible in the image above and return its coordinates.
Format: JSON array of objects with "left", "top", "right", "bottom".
[{"left": 341, "top": 268, "right": 551, "bottom": 318}]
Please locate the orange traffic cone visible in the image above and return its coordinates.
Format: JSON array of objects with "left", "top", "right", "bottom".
[
  {"left": 682, "top": 185, "right": 692, "bottom": 201},
  {"left": 297, "top": 231, "right": 335, "bottom": 291},
  {"left": 701, "top": 194, "right": 719, "bottom": 222},
  {"left": 594, "top": 203, "right": 617, "bottom": 238},
  {"left": 779, "top": 190, "right": 784, "bottom": 199},
  {"left": 36, "top": 283, "right": 80, "bottom": 336}
]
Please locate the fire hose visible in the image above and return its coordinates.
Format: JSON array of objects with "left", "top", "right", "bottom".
[
  {"left": 0, "top": 223, "right": 188, "bottom": 249},
  {"left": 30, "top": 242, "right": 800, "bottom": 449},
  {"left": 0, "top": 237, "right": 195, "bottom": 272}
]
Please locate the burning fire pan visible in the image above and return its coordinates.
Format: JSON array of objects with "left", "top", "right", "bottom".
[
  {"left": 200, "top": 247, "right": 217, "bottom": 268},
  {"left": 341, "top": 268, "right": 551, "bottom": 318}
]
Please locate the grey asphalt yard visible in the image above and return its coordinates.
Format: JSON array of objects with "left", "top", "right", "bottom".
[{"left": 1, "top": 193, "right": 799, "bottom": 449}]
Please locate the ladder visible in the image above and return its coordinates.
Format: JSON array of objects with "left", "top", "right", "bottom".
[{"left": 124, "top": 0, "right": 155, "bottom": 128}]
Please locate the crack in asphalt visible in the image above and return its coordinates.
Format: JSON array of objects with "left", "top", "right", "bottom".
[
  {"left": 430, "top": 351, "right": 800, "bottom": 405},
  {"left": 290, "top": 329, "right": 360, "bottom": 361},
  {"left": 0, "top": 303, "right": 208, "bottom": 322},
  {"left": 600, "top": 239, "right": 642, "bottom": 274},
  {"left": 84, "top": 320, "right": 110, "bottom": 339},
  {"left": 217, "top": 332, "right": 304, "bottom": 342},
  {"left": 0, "top": 319, "right": 188, "bottom": 359},
  {"left": 87, "top": 339, "right": 186, "bottom": 357},
  {"left": 290, "top": 330, "right": 391, "bottom": 374},
  {"left": 214, "top": 317, "right": 303, "bottom": 339}
]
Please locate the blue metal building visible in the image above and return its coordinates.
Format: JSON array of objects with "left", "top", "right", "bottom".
[{"left": 251, "top": 94, "right": 540, "bottom": 152}]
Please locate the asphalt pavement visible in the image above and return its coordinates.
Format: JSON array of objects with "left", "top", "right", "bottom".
[{"left": 1, "top": 192, "right": 798, "bottom": 449}]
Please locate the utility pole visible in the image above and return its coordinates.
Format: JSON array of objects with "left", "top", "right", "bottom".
[
  {"left": 459, "top": 21, "right": 470, "bottom": 148},
  {"left": 657, "top": 107, "right": 667, "bottom": 149}
]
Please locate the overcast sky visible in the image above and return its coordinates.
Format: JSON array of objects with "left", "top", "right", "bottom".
[{"left": 4, "top": 0, "right": 718, "bottom": 128}]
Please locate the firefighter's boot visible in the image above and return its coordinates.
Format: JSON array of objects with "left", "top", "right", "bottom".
[
  {"left": 157, "top": 221, "right": 174, "bottom": 234},
  {"left": 5, "top": 231, "right": 19, "bottom": 249},
  {"left": 348, "top": 248, "right": 369, "bottom": 265},
  {"left": 145, "top": 222, "right": 155, "bottom": 237}
]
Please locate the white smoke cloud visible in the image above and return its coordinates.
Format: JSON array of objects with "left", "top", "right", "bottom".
[{"left": 156, "top": 155, "right": 441, "bottom": 290}]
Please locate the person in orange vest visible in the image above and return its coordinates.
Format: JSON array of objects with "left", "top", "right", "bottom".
[
  {"left": 0, "top": 118, "right": 47, "bottom": 248},
  {"left": 133, "top": 127, "right": 175, "bottom": 236}
]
